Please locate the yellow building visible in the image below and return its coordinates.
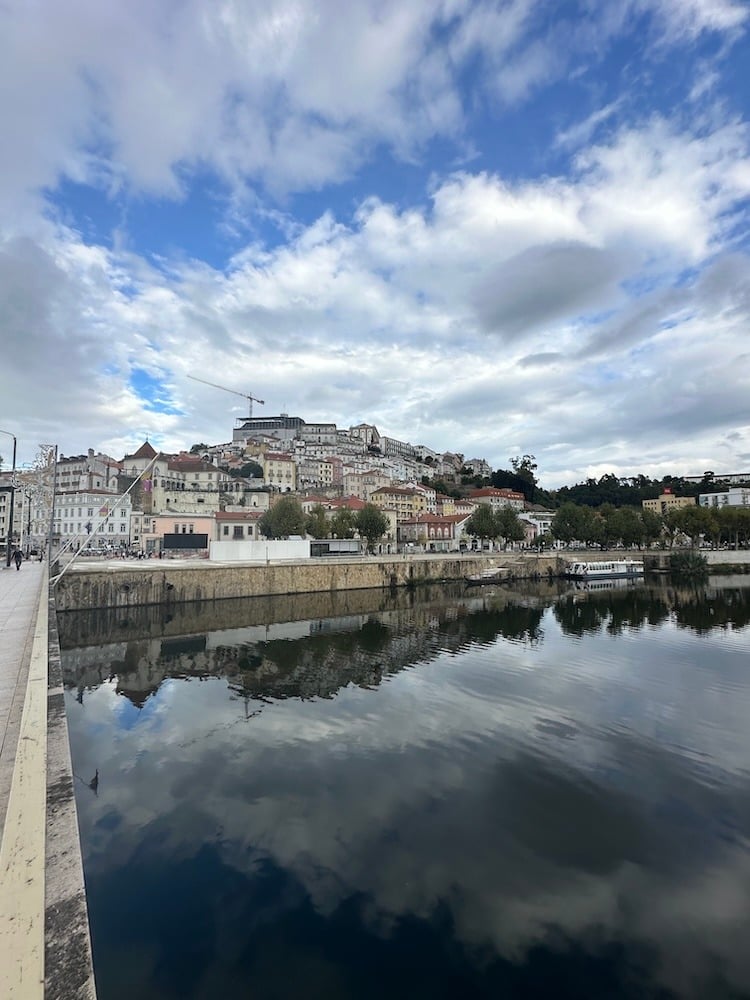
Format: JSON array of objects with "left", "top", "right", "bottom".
[
  {"left": 642, "top": 491, "right": 695, "bottom": 514},
  {"left": 370, "top": 485, "right": 427, "bottom": 521},
  {"left": 263, "top": 452, "right": 297, "bottom": 492}
]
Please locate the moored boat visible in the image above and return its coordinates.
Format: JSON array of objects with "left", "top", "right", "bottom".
[
  {"left": 465, "top": 567, "right": 509, "bottom": 585},
  {"left": 564, "top": 559, "right": 644, "bottom": 580}
]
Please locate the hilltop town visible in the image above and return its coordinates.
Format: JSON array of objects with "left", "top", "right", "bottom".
[{"left": 1, "top": 412, "right": 748, "bottom": 558}]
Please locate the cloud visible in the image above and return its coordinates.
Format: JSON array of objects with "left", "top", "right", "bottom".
[
  {"left": 0, "top": 1, "right": 748, "bottom": 483},
  {"left": 2, "top": 108, "right": 749, "bottom": 483},
  {"left": 2, "top": 0, "right": 746, "bottom": 219},
  {"left": 473, "top": 242, "right": 629, "bottom": 339},
  {"left": 644, "top": 0, "right": 749, "bottom": 40}
]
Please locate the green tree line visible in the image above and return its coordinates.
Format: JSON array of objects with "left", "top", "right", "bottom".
[
  {"left": 550, "top": 501, "right": 750, "bottom": 549},
  {"left": 259, "top": 498, "right": 389, "bottom": 552}
]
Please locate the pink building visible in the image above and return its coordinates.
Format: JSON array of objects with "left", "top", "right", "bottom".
[{"left": 141, "top": 513, "right": 215, "bottom": 555}]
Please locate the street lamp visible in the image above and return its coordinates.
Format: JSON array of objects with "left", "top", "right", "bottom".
[{"left": 0, "top": 429, "right": 17, "bottom": 567}]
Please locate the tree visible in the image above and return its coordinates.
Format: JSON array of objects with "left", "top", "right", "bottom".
[
  {"left": 355, "top": 504, "right": 389, "bottom": 552},
  {"left": 598, "top": 503, "right": 618, "bottom": 548},
  {"left": 608, "top": 506, "right": 644, "bottom": 548},
  {"left": 579, "top": 506, "right": 605, "bottom": 547},
  {"left": 305, "top": 504, "right": 330, "bottom": 539},
  {"left": 237, "top": 461, "right": 263, "bottom": 479},
  {"left": 716, "top": 506, "right": 750, "bottom": 548},
  {"left": 640, "top": 509, "right": 664, "bottom": 548},
  {"left": 510, "top": 454, "right": 538, "bottom": 486},
  {"left": 465, "top": 505, "right": 499, "bottom": 545},
  {"left": 495, "top": 506, "right": 525, "bottom": 547},
  {"left": 259, "top": 496, "right": 306, "bottom": 538},
  {"left": 330, "top": 508, "right": 356, "bottom": 539},
  {"left": 667, "top": 505, "right": 714, "bottom": 547},
  {"left": 551, "top": 502, "right": 584, "bottom": 546},
  {"left": 189, "top": 443, "right": 209, "bottom": 454}
]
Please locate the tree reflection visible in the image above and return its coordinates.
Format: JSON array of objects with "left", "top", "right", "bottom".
[
  {"left": 553, "top": 585, "right": 750, "bottom": 637},
  {"left": 60, "top": 582, "right": 750, "bottom": 708}
]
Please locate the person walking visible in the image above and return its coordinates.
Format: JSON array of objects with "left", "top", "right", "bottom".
[{"left": 12, "top": 549, "right": 22, "bottom": 570}]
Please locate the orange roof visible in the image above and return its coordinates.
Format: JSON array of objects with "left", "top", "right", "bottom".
[
  {"left": 329, "top": 496, "right": 367, "bottom": 510},
  {"left": 371, "top": 486, "right": 418, "bottom": 497},
  {"left": 126, "top": 441, "right": 158, "bottom": 460},
  {"left": 469, "top": 487, "right": 524, "bottom": 499}
]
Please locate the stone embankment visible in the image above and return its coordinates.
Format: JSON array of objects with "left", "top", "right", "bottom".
[
  {"left": 52, "top": 549, "right": 750, "bottom": 613},
  {"left": 54, "top": 553, "right": 562, "bottom": 612}
]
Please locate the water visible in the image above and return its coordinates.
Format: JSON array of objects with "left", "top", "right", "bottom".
[{"left": 59, "top": 579, "right": 750, "bottom": 1000}]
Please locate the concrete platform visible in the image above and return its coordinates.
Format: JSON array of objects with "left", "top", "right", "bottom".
[{"left": 0, "top": 560, "right": 45, "bottom": 841}]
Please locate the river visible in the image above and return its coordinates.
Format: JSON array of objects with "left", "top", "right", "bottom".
[{"left": 59, "top": 578, "right": 750, "bottom": 1000}]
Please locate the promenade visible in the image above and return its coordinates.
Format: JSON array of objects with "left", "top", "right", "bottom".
[
  {"left": 0, "top": 559, "right": 45, "bottom": 841},
  {"left": 0, "top": 559, "right": 47, "bottom": 997},
  {"left": 0, "top": 559, "right": 97, "bottom": 999}
]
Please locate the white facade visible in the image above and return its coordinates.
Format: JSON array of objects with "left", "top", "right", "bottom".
[
  {"left": 55, "top": 450, "right": 121, "bottom": 494},
  {"left": 53, "top": 490, "right": 133, "bottom": 551},
  {"left": 209, "top": 538, "right": 311, "bottom": 561},
  {"left": 520, "top": 510, "right": 555, "bottom": 541},
  {"left": 699, "top": 487, "right": 750, "bottom": 508}
]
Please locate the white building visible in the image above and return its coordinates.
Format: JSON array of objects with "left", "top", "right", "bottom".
[
  {"left": 699, "top": 487, "right": 750, "bottom": 508},
  {"left": 53, "top": 490, "right": 133, "bottom": 552},
  {"left": 519, "top": 510, "right": 555, "bottom": 543},
  {"left": 55, "top": 450, "right": 121, "bottom": 493},
  {"left": 121, "top": 442, "right": 237, "bottom": 515},
  {"left": 468, "top": 487, "right": 526, "bottom": 512}
]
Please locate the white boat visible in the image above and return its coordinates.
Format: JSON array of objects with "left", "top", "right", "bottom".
[
  {"left": 571, "top": 577, "right": 639, "bottom": 592},
  {"left": 564, "top": 559, "right": 644, "bottom": 580}
]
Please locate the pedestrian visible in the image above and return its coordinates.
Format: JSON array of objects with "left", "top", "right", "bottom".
[{"left": 13, "top": 549, "right": 22, "bottom": 571}]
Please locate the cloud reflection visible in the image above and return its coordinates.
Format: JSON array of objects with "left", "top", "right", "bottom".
[{"left": 62, "top": 583, "right": 750, "bottom": 998}]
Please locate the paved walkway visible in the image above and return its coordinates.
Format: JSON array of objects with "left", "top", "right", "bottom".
[{"left": 0, "top": 559, "right": 45, "bottom": 842}]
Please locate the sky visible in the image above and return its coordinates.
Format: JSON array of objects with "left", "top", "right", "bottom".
[{"left": 1, "top": 0, "right": 749, "bottom": 488}]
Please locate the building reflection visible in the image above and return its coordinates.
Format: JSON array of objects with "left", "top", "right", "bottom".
[{"left": 60, "top": 579, "right": 750, "bottom": 712}]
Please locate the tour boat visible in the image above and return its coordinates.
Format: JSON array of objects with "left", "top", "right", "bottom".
[{"left": 564, "top": 559, "right": 644, "bottom": 580}]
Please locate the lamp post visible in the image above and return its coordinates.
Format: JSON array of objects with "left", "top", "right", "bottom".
[
  {"left": 22, "top": 486, "right": 34, "bottom": 557},
  {"left": 0, "top": 429, "right": 17, "bottom": 567}
]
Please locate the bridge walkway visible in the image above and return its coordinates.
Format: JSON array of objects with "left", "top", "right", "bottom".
[{"left": 0, "top": 559, "right": 96, "bottom": 999}]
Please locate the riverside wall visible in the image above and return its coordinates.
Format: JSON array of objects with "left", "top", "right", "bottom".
[
  {"left": 53, "top": 554, "right": 563, "bottom": 612},
  {"left": 52, "top": 550, "right": 750, "bottom": 613}
]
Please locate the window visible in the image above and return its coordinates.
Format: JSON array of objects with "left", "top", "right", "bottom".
[
  {"left": 108, "top": 524, "right": 114, "bottom": 533},
  {"left": 233, "top": 526, "right": 244, "bottom": 538},
  {"left": 223, "top": 526, "right": 229, "bottom": 536},
  {"left": 174, "top": 523, "right": 179, "bottom": 533},
  {"left": 87, "top": 508, "right": 93, "bottom": 517},
  {"left": 189, "top": 524, "right": 194, "bottom": 533}
]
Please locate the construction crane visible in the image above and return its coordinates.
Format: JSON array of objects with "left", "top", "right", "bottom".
[{"left": 188, "top": 375, "right": 265, "bottom": 420}]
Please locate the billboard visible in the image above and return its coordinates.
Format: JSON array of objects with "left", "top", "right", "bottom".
[{"left": 163, "top": 533, "right": 208, "bottom": 550}]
